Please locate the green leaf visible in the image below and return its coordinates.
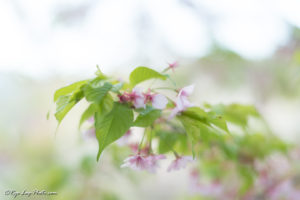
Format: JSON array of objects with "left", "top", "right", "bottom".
[
  {"left": 155, "top": 131, "right": 188, "bottom": 154},
  {"left": 208, "top": 104, "right": 259, "bottom": 127},
  {"left": 178, "top": 115, "right": 202, "bottom": 141},
  {"left": 95, "top": 65, "right": 107, "bottom": 79},
  {"left": 157, "top": 131, "right": 178, "bottom": 153},
  {"left": 135, "top": 105, "right": 154, "bottom": 115},
  {"left": 98, "top": 94, "right": 114, "bottom": 115},
  {"left": 111, "top": 82, "right": 124, "bottom": 93},
  {"left": 129, "top": 66, "right": 167, "bottom": 86},
  {"left": 54, "top": 80, "right": 87, "bottom": 102},
  {"left": 55, "top": 90, "right": 84, "bottom": 124},
  {"left": 83, "top": 82, "right": 113, "bottom": 103},
  {"left": 178, "top": 113, "right": 221, "bottom": 143},
  {"left": 207, "top": 112, "right": 229, "bottom": 133},
  {"left": 134, "top": 109, "right": 161, "bottom": 127},
  {"left": 95, "top": 103, "right": 133, "bottom": 161},
  {"left": 238, "top": 166, "right": 255, "bottom": 195},
  {"left": 181, "top": 107, "right": 209, "bottom": 125}
]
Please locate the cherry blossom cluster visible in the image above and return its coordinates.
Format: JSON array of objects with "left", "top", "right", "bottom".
[
  {"left": 118, "top": 87, "right": 168, "bottom": 110},
  {"left": 117, "top": 131, "right": 193, "bottom": 173},
  {"left": 121, "top": 150, "right": 193, "bottom": 173},
  {"left": 117, "top": 84, "right": 195, "bottom": 119},
  {"left": 243, "top": 154, "right": 300, "bottom": 200}
]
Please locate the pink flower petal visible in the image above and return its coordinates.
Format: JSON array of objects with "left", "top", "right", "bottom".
[
  {"left": 151, "top": 94, "right": 168, "bottom": 109},
  {"left": 167, "top": 156, "right": 193, "bottom": 172},
  {"left": 179, "top": 84, "right": 194, "bottom": 97},
  {"left": 121, "top": 155, "right": 150, "bottom": 171},
  {"left": 121, "top": 154, "right": 166, "bottom": 173},
  {"left": 146, "top": 154, "right": 166, "bottom": 173},
  {"left": 131, "top": 87, "right": 146, "bottom": 108},
  {"left": 169, "top": 84, "right": 195, "bottom": 119}
]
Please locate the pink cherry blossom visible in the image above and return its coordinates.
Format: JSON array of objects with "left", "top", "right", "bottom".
[
  {"left": 121, "top": 154, "right": 165, "bottom": 173},
  {"left": 167, "top": 156, "right": 193, "bottom": 172},
  {"left": 267, "top": 180, "right": 300, "bottom": 200},
  {"left": 118, "top": 87, "right": 146, "bottom": 108},
  {"left": 168, "top": 61, "right": 178, "bottom": 72},
  {"left": 151, "top": 94, "right": 168, "bottom": 109},
  {"left": 192, "top": 182, "right": 224, "bottom": 197},
  {"left": 189, "top": 170, "right": 224, "bottom": 198},
  {"left": 121, "top": 154, "right": 150, "bottom": 171},
  {"left": 169, "top": 84, "right": 195, "bottom": 118},
  {"left": 128, "top": 87, "right": 146, "bottom": 108},
  {"left": 146, "top": 154, "right": 166, "bottom": 173}
]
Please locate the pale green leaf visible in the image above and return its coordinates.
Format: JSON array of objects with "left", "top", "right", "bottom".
[
  {"left": 207, "top": 111, "right": 229, "bottom": 133},
  {"left": 54, "top": 80, "right": 87, "bottom": 102},
  {"left": 83, "top": 82, "right": 113, "bottom": 103},
  {"left": 134, "top": 109, "right": 161, "bottom": 127},
  {"left": 129, "top": 66, "right": 167, "bottom": 86}
]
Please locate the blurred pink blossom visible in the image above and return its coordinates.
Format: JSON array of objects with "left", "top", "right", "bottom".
[
  {"left": 169, "top": 84, "right": 194, "bottom": 118},
  {"left": 121, "top": 154, "right": 150, "bottom": 171},
  {"left": 144, "top": 91, "right": 168, "bottom": 110},
  {"left": 82, "top": 128, "right": 96, "bottom": 140},
  {"left": 88, "top": 117, "right": 94, "bottom": 123},
  {"left": 150, "top": 94, "right": 168, "bottom": 109},
  {"left": 147, "top": 154, "right": 166, "bottom": 173},
  {"left": 189, "top": 170, "right": 224, "bottom": 198},
  {"left": 268, "top": 180, "right": 300, "bottom": 200},
  {"left": 167, "top": 156, "right": 193, "bottom": 172},
  {"left": 129, "top": 87, "right": 146, "bottom": 109},
  {"left": 168, "top": 61, "right": 178, "bottom": 72},
  {"left": 121, "top": 154, "right": 165, "bottom": 173}
]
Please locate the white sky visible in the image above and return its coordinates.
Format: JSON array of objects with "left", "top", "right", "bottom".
[{"left": 0, "top": 0, "right": 299, "bottom": 77}]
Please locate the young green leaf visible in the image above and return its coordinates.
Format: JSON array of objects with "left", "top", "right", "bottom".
[
  {"left": 207, "top": 112, "right": 229, "bottom": 133},
  {"left": 111, "top": 82, "right": 124, "bottom": 93},
  {"left": 95, "top": 103, "right": 133, "bottom": 161},
  {"left": 95, "top": 65, "right": 107, "bottom": 79},
  {"left": 55, "top": 90, "right": 84, "bottom": 124},
  {"left": 83, "top": 82, "right": 113, "bottom": 103},
  {"left": 134, "top": 109, "right": 161, "bottom": 127},
  {"left": 54, "top": 80, "right": 87, "bottom": 102},
  {"left": 208, "top": 104, "right": 259, "bottom": 127},
  {"left": 181, "top": 107, "right": 209, "bottom": 125},
  {"left": 129, "top": 66, "right": 167, "bottom": 86},
  {"left": 178, "top": 115, "right": 201, "bottom": 141}
]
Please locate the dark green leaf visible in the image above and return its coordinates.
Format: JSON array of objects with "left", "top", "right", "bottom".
[{"left": 95, "top": 103, "right": 133, "bottom": 161}]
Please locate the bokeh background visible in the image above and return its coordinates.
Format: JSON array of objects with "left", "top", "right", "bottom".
[{"left": 1, "top": 0, "right": 300, "bottom": 199}]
